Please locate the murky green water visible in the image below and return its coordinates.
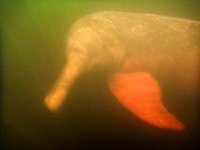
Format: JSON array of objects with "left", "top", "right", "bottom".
[{"left": 1, "top": 0, "right": 199, "bottom": 149}]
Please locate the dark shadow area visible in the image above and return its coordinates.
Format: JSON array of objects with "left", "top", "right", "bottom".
[{"left": 2, "top": 69, "right": 199, "bottom": 149}]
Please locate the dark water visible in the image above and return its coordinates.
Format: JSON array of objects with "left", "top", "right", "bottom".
[{"left": 1, "top": 0, "right": 200, "bottom": 149}]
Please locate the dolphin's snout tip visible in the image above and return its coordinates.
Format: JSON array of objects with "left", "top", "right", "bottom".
[
  {"left": 44, "top": 96, "right": 61, "bottom": 113},
  {"left": 44, "top": 86, "right": 68, "bottom": 113}
]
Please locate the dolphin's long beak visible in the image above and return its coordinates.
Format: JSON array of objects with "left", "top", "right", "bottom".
[{"left": 44, "top": 55, "right": 84, "bottom": 112}]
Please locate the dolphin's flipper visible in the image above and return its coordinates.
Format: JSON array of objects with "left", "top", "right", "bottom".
[{"left": 109, "top": 72, "right": 185, "bottom": 130}]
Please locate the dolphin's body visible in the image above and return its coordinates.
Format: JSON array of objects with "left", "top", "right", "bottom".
[{"left": 44, "top": 11, "right": 200, "bottom": 130}]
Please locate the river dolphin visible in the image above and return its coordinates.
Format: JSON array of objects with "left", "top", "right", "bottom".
[{"left": 44, "top": 11, "right": 200, "bottom": 130}]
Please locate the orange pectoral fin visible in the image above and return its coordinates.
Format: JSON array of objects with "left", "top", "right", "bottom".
[{"left": 109, "top": 72, "right": 185, "bottom": 131}]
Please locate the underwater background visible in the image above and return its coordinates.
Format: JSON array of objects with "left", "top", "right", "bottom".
[{"left": 1, "top": 0, "right": 200, "bottom": 149}]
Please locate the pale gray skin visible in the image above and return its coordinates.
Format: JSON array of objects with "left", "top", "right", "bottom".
[{"left": 44, "top": 11, "right": 200, "bottom": 114}]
